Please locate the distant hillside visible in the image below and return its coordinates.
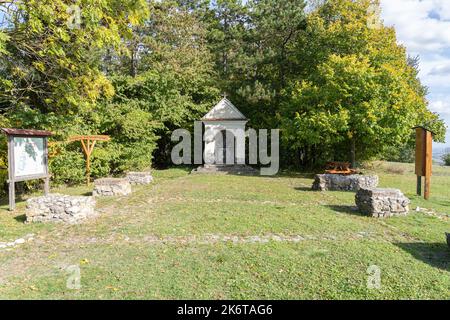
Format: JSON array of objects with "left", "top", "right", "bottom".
[{"left": 433, "top": 147, "right": 450, "bottom": 165}]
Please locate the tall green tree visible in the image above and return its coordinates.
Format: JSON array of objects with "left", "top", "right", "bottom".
[
  {"left": 231, "top": 0, "right": 306, "bottom": 128},
  {"left": 0, "top": 0, "right": 446, "bottom": 186},
  {"left": 0, "top": 0, "right": 148, "bottom": 114},
  {"left": 103, "top": 0, "right": 219, "bottom": 166},
  {"left": 281, "top": 0, "right": 445, "bottom": 167},
  {"left": 0, "top": 0, "right": 151, "bottom": 187}
]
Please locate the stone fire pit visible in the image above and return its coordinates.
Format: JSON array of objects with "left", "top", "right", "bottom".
[
  {"left": 312, "top": 174, "right": 378, "bottom": 192},
  {"left": 93, "top": 178, "right": 132, "bottom": 197},
  {"left": 26, "top": 194, "right": 97, "bottom": 224},
  {"left": 356, "top": 188, "right": 410, "bottom": 218},
  {"left": 126, "top": 172, "right": 154, "bottom": 185}
]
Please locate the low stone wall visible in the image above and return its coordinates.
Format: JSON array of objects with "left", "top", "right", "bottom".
[
  {"left": 356, "top": 188, "right": 410, "bottom": 218},
  {"left": 93, "top": 178, "right": 132, "bottom": 197},
  {"left": 26, "top": 194, "right": 96, "bottom": 224},
  {"left": 312, "top": 174, "right": 379, "bottom": 192},
  {"left": 126, "top": 172, "right": 153, "bottom": 185}
]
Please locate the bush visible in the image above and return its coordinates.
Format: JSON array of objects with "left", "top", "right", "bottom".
[
  {"left": 0, "top": 116, "right": 10, "bottom": 196},
  {"left": 0, "top": 50, "right": 215, "bottom": 190},
  {"left": 382, "top": 144, "right": 415, "bottom": 163},
  {"left": 0, "top": 167, "right": 7, "bottom": 197},
  {"left": 3, "top": 101, "right": 160, "bottom": 188},
  {"left": 443, "top": 153, "right": 450, "bottom": 166},
  {"left": 50, "top": 149, "right": 86, "bottom": 186},
  {"left": 385, "top": 165, "right": 407, "bottom": 175}
]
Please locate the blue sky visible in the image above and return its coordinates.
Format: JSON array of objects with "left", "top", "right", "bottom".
[{"left": 380, "top": 0, "right": 450, "bottom": 149}]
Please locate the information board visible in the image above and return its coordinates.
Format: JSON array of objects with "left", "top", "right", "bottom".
[
  {"left": 1, "top": 128, "right": 52, "bottom": 211},
  {"left": 13, "top": 137, "right": 46, "bottom": 178}
]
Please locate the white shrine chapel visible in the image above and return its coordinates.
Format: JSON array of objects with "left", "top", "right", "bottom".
[
  {"left": 203, "top": 98, "right": 247, "bottom": 165},
  {"left": 194, "top": 98, "right": 257, "bottom": 174}
]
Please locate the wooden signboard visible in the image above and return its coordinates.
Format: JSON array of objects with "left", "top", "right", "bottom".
[
  {"left": 414, "top": 127, "right": 433, "bottom": 200},
  {"left": 68, "top": 135, "right": 110, "bottom": 186},
  {"left": 1, "top": 128, "right": 52, "bottom": 211}
]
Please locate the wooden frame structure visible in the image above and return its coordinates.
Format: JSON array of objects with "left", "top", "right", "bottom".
[
  {"left": 414, "top": 126, "right": 433, "bottom": 200},
  {"left": 324, "top": 162, "right": 357, "bottom": 175},
  {"left": 1, "top": 128, "right": 52, "bottom": 211},
  {"left": 68, "top": 135, "right": 110, "bottom": 186}
]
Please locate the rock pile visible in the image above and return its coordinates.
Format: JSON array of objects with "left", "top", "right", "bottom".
[
  {"left": 26, "top": 194, "right": 96, "bottom": 224},
  {"left": 93, "top": 178, "right": 132, "bottom": 197},
  {"left": 312, "top": 174, "right": 379, "bottom": 192},
  {"left": 356, "top": 188, "right": 410, "bottom": 218},
  {"left": 126, "top": 172, "right": 153, "bottom": 185}
]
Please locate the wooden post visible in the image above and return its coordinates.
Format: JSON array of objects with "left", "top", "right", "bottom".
[
  {"left": 43, "top": 137, "right": 50, "bottom": 196},
  {"left": 416, "top": 176, "right": 422, "bottom": 196},
  {"left": 424, "top": 130, "right": 432, "bottom": 200},
  {"left": 414, "top": 127, "right": 433, "bottom": 200},
  {"left": 424, "top": 175, "right": 431, "bottom": 200},
  {"left": 69, "top": 135, "right": 109, "bottom": 186},
  {"left": 8, "top": 181, "right": 15, "bottom": 211},
  {"left": 44, "top": 178, "right": 50, "bottom": 196},
  {"left": 7, "top": 135, "right": 15, "bottom": 211},
  {"left": 82, "top": 139, "right": 97, "bottom": 186},
  {"left": 415, "top": 128, "right": 424, "bottom": 196},
  {"left": 80, "top": 139, "right": 90, "bottom": 185},
  {"left": 86, "top": 155, "right": 90, "bottom": 186}
]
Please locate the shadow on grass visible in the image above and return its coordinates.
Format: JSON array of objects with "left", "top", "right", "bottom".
[
  {"left": 433, "top": 200, "right": 450, "bottom": 208},
  {"left": 325, "top": 205, "right": 363, "bottom": 217},
  {"left": 234, "top": 172, "right": 317, "bottom": 180},
  {"left": 14, "top": 214, "right": 26, "bottom": 223},
  {"left": 0, "top": 194, "right": 26, "bottom": 212},
  {"left": 295, "top": 187, "right": 313, "bottom": 192},
  {"left": 394, "top": 242, "right": 450, "bottom": 271},
  {"left": 276, "top": 172, "right": 317, "bottom": 179},
  {"left": 153, "top": 164, "right": 194, "bottom": 172}
]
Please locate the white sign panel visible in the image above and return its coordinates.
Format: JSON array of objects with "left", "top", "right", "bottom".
[{"left": 13, "top": 137, "right": 46, "bottom": 178}]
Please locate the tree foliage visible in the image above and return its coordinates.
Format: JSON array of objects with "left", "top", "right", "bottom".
[
  {"left": 0, "top": 0, "right": 148, "bottom": 112},
  {"left": 279, "top": 0, "right": 446, "bottom": 166},
  {"left": 0, "top": 0, "right": 447, "bottom": 192},
  {"left": 444, "top": 153, "right": 450, "bottom": 167}
]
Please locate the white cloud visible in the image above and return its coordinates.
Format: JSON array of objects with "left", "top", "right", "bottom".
[
  {"left": 428, "top": 62, "right": 450, "bottom": 76},
  {"left": 418, "top": 54, "right": 450, "bottom": 89},
  {"left": 381, "top": 0, "right": 450, "bottom": 146},
  {"left": 432, "top": 0, "right": 450, "bottom": 20},
  {"left": 429, "top": 101, "right": 450, "bottom": 116},
  {"left": 381, "top": 0, "right": 450, "bottom": 53}
]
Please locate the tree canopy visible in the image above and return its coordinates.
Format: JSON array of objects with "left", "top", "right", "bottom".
[{"left": 0, "top": 0, "right": 446, "bottom": 190}]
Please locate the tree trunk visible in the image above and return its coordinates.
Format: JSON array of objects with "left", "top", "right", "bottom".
[
  {"left": 350, "top": 137, "right": 356, "bottom": 168},
  {"left": 223, "top": 13, "right": 229, "bottom": 76},
  {"left": 131, "top": 48, "right": 138, "bottom": 77}
]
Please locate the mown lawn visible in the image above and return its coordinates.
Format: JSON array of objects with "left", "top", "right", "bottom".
[{"left": 0, "top": 163, "right": 449, "bottom": 299}]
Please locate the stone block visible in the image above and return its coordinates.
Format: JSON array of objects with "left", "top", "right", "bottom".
[
  {"left": 126, "top": 172, "right": 154, "bottom": 185},
  {"left": 26, "top": 194, "right": 96, "bottom": 224},
  {"left": 356, "top": 188, "right": 410, "bottom": 218},
  {"left": 93, "top": 178, "right": 132, "bottom": 197},
  {"left": 312, "top": 174, "right": 379, "bottom": 192}
]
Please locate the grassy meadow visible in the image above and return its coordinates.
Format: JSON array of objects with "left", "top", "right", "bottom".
[{"left": 0, "top": 162, "right": 448, "bottom": 299}]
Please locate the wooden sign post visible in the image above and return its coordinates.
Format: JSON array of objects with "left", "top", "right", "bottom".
[
  {"left": 414, "top": 127, "right": 433, "bottom": 200},
  {"left": 68, "top": 135, "right": 110, "bottom": 186},
  {"left": 1, "top": 128, "right": 52, "bottom": 211}
]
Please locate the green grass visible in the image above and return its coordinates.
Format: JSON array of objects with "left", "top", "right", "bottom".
[{"left": 0, "top": 163, "right": 448, "bottom": 299}]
